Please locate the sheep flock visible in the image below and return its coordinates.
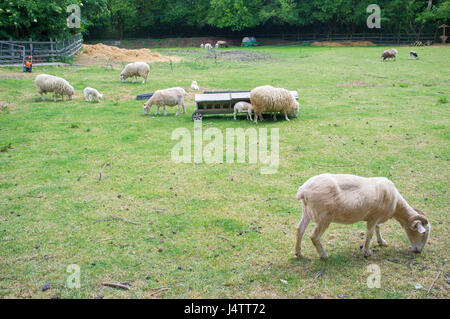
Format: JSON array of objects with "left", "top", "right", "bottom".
[{"left": 30, "top": 45, "right": 435, "bottom": 261}]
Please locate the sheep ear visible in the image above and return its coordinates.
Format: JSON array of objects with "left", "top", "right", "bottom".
[
  {"left": 411, "top": 220, "right": 426, "bottom": 233},
  {"left": 416, "top": 222, "right": 426, "bottom": 234}
]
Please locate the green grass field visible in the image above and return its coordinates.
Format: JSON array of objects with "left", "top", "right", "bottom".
[{"left": 0, "top": 45, "right": 449, "bottom": 299}]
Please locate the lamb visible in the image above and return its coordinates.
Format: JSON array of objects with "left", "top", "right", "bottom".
[
  {"left": 250, "top": 85, "right": 299, "bottom": 124},
  {"left": 204, "top": 43, "right": 212, "bottom": 50},
  {"left": 120, "top": 62, "right": 150, "bottom": 84},
  {"left": 215, "top": 40, "right": 229, "bottom": 48},
  {"left": 409, "top": 51, "right": 419, "bottom": 59},
  {"left": 143, "top": 87, "right": 187, "bottom": 116},
  {"left": 233, "top": 101, "right": 253, "bottom": 121},
  {"left": 295, "top": 174, "right": 431, "bottom": 259},
  {"left": 190, "top": 80, "right": 200, "bottom": 90},
  {"left": 83, "top": 87, "right": 103, "bottom": 102},
  {"left": 381, "top": 48, "right": 398, "bottom": 61},
  {"left": 34, "top": 74, "right": 74, "bottom": 101}
]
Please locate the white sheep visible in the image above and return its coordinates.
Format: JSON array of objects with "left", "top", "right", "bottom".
[
  {"left": 200, "top": 43, "right": 204, "bottom": 49},
  {"left": 215, "top": 40, "right": 229, "bottom": 48},
  {"left": 120, "top": 62, "right": 150, "bottom": 84},
  {"left": 295, "top": 174, "right": 431, "bottom": 259},
  {"left": 250, "top": 85, "right": 299, "bottom": 124},
  {"left": 381, "top": 48, "right": 398, "bottom": 61},
  {"left": 190, "top": 80, "right": 200, "bottom": 90},
  {"left": 83, "top": 87, "right": 103, "bottom": 102},
  {"left": 34, "top": 74, "right": 74, "bottom": 102},
  {"left": 143, "top": 87, "right": 187, "bottom": 116},
  {"left": 233, "top": 101, "right": 253, "bottom": 121},
  {"left": 204, "top": 43, "right": 212, "bottom": 50}
]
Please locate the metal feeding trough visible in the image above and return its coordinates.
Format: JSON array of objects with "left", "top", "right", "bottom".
[
  {"left": 193, "top": 90, "right": 299, "bottom": 121},
  {"left": 136, "top": 93, "right": 153, "bottom": 101}
]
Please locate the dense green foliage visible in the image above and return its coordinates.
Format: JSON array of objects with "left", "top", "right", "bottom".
[{"left": 0, "top": 1, "right": 449, "bottom": 40}]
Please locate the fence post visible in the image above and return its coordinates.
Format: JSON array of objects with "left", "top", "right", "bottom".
[
  {"left": 9, "top": 37, "right": 14, "bottom": 58},
  {"left": 50, "top": 38, "right": 54, "bottom": 60},
  {"left": 29, "top": 38, "right": 33, "bottom": 58}
]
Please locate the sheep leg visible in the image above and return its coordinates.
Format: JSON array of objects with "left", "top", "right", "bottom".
[
  {"left": 273, "top": 112, "right": 277, "bottom": 121},
  {"left": 132, "top": 77, "right": 136, "bottom": 83},
  {"left": 310, "top": 219, "right": 330, "bottom": 259},
  {"left": 284, "top": 111, "right": 290, "bottom": 121},
  {"left": 163, "top": 106, "right": 167, "bottom": 116},
  {"left": 254, "top": 112, "right": 258, "bottom": 124},
  {"left": 362, "top": 221, "right": 377, "bottom": 257},
  {"left": 176, "top": 105, "right": 180, "bottom": 116},
  {"left": 375, "top": 225, "right": 388, "bottom": 247},
  {"left": 259, "top": 113, "right": 264, "bottom": 122},
  {"left": 295, "top": 211, "right": 310, "bottom": 258},
  {"left": 40, "top": 93, "right": 45, "bottom": 101},
  {"left": 53, "top": 93, "right": 57, "bottom": 102},
  {"left": 182, "top": 102, "right": 186, "bottom": 114},
  {"left": 234, "top": 110, "right": 237, "bottom": 120},
  {"left": 155, "top": 106, "right": 159, "bottom": 115},
  {"left": 248, "top": 110, "right": 253, "bottom": 121}
]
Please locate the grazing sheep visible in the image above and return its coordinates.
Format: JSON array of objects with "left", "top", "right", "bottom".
[
  {"left": 204, "top": 43, "right": 212, "bottom": 50},
  {"left": 143, "top": 87, "right": 187, "bottom": 116},
  {"left": 34, "top": 74, "right": 74, "bottom": 102},
  {"left": 215, "top": 40, "right": 229, "bottom": 48},
  {"left": 250, "top": 85, "right": 299, "bottom": 124},
  {"left": 233, "top": 101, "right": 253, "bottom": 121},
  {"left": 409, "top": 51, "right": 419, "bottom": 59},
  {"left": 120, "top": 62, "right": 150, "bottom": 84},
  {"left": 200, "top": 43, "right": 204, "bottom": 49},
  {"left": 190, "top": 80, "right": 200, "bottom": 90},
  {"left": 295, "top": 174, "right": 431, "bottom": 259},
  {"left": 83, "top": 87, "right": 103, "bottom": 102},
  {"left": 381, "top": 48, "right": 398, "bottom": 61}
]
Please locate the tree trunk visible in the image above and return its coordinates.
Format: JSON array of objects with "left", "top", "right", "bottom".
[{"left": 428, "top": 0, "right": 433, "bottom": 10}]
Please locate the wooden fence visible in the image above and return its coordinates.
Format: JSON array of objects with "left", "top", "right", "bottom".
[{"left": 0, "top": 33, "right": 82, "bottom": 65}]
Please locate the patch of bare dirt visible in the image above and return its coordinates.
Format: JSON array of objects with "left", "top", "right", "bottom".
[
  {"left": 76, "top": 43, "right": 180, "bottom": 65},
  {"left": 312, "top": 41, "right": 376, "bottom": 47},
  {"left": 338, "top": 80, "right": 389, "bottom": 88},
  {"left": 0, "top": 68, "right": 35, "bottom": 80}
]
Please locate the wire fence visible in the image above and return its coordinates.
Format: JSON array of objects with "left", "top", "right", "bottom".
[
  {"left": 93, "top": 31, "right": 439, "bottom": 46},
  {"left": 259, "top": 32, "right": 438, "bottom": 45},
  {"left": 0, "top": 33, "right": 82, "bottom": 65}
]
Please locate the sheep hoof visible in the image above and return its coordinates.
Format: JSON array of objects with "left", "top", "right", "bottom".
[
  {"left": 363, "top": 249, "right": 372, "bottom": 257},
  {"left": 378, "top": 240, "right": 388, "bottom": 247},
  {"left": 295, "top": 252, "right": 303, "bottom": 259}
]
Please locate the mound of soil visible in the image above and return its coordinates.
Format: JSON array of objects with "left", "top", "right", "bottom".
[
  {"left": 312, "top": 41, "right": 376, "bottom": 47},
  {"left": 78, "top": 43, "right": 180, "bottom": 63}
]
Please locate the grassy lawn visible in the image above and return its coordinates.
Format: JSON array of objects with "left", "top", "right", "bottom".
[{"left": 0, "top": 45, "right": 449, "bottom": 299}]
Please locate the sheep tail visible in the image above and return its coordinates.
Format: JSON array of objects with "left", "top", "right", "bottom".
[{"left": 296, "top": 188, "right": 305, "bottom": 200}]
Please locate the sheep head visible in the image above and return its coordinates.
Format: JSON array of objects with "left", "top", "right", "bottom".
[
  {"left": 404, "top": 208, "right": 431, "bottom": 253},
  {"left": 143, "top": 100, "right": 152, "bottom": 115}
]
